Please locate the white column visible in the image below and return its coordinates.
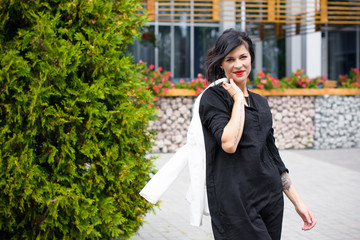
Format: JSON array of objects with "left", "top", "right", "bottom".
[
  {"left": 220, "top": 1, "right": 236, "bottom": 32},
  {"left": 305, "top": 32, "right": 322, "bottom": 78},
  {"left": 254, "top": 41, "right": 263, "bottom": 74},
  {"left": 286, "top": 0, "right": 322, "bottom": 78},
  {"left": 304, "top": 0, "right": 321, "bottom": 78},
  {"left": 287, "top": 35, "right": 302, "bottom": 74},
  {"left": 241, "top": 1, "right": 246, "bottom": 32}
]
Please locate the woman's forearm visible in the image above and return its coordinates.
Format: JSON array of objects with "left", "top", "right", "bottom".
[
  {"left": 221, "top": 95, "right": 245, "bottom": 153},
  {"left": 281, "top": 172, "right": 301, "bottom": 205},
  {"left": 281, "top": 171, "right": 316, "bottom": 230}
]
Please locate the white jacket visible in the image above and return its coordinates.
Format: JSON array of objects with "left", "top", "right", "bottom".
[{"left": 140, "top": 78, "right": 227, "bottom": 227}]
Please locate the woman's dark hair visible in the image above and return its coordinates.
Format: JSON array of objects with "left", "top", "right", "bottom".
[{"left": 205, "top": 29, "right": 255, "bottom": 82}]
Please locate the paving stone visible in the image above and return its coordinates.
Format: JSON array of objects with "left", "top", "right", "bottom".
[{"left": 132, "top": 149, "right": 360, "bottom": 240}]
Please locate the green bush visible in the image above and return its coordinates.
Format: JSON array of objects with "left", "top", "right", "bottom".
[{"left": 0, "top": 0, "right": 156, "bottom": 239}]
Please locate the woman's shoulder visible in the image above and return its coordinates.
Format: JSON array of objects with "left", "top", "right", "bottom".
[
  {"left": 248, "top": 90, "right": 267, "bottom": 102},
  {"left": 201, "top": 85, "right": 229, "bottom": 101},
  {"left": 248, "top": 90, "right": 270, "bottom": 109},
  {"left": 199, "top": 85, "right": 232, "bottom": 111}
]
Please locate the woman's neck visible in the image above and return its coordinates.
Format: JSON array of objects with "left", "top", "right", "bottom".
[{"left": 237, "top": 82, "right": 248, "bottom": 96}]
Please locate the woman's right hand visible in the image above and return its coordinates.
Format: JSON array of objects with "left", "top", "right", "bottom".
[{"left": 222, "top": 78, "right": 245, "bottom": 103}]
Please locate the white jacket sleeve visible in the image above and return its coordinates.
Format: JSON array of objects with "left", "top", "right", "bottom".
[{"left": 139, "top": 145, "right": 189, "bottom": 204}]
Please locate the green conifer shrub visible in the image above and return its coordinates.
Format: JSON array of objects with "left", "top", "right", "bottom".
[{"left": 0, "top": 0, "right": 156, "bottom": 239}]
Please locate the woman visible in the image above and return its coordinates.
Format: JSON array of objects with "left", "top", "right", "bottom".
[{"left": 199, "top": 29, "right": 316, "bottom": 240}]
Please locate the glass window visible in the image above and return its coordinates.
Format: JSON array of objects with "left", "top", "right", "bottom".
[
  {"left": 194, "top": 27, "right": 219, "bottom": 78},
  {"left": 128, "top": 26, "right": 155, "bottom": 65},
  {"left": 158, "top": 26, "right": 171, "bottom": 72},
  {"left": 262, "top": 38, "right": 286, "bottom": 79},
  {"left": 174, "top": 26, "right": 191, "bottom": 81},
  {"left": 328, "top": 30, "right": 356, "bottom": 80}
]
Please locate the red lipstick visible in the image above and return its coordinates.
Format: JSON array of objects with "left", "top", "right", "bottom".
[{"left": 234, "top": 70, "right": 245, "bottom": 75}]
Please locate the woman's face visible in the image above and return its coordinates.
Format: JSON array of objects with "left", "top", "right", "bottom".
[{"left": 220, "top": 44, "right": 251, "bottom": 86}]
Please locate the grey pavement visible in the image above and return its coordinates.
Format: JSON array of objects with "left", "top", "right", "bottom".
[{"left": 132, "top": 148, "right": 360, "bottom": 240}]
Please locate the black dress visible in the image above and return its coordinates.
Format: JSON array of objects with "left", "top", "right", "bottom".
[{"left": 199, "top": 86, "right": 288, "bottom": 240}]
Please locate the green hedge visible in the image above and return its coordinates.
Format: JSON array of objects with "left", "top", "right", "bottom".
[{"left": 0, "top": 0, "right": 156, "bottom": 239}]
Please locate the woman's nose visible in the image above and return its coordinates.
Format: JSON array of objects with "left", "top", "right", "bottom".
[{"left": 235, "top": 59, "right": 242, "bottom": 68}]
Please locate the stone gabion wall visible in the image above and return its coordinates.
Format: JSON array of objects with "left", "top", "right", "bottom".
[
  {"left": 150, "top": 95, "right": 359, "bottom": 153},
  {"left": 314, "top": 95, "right": 360, "bottom": 149},
  {"left": 149, "top": 97, "right": 193, "bottom": 153},
  {"left": 267, "top": 96, "right": 315, "bottom": 150}
]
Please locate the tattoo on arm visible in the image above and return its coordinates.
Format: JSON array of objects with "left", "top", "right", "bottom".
[
  {"left": 281, "top": 172, "right": 292, "bottom": 191},
  {"left": 234, "top": 125, "right": 240, "bottom": 146},
  {"left": 233, "top": 104, "right": 244, "bottom": 146}
]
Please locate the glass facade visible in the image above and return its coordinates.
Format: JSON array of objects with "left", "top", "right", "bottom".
[
  {"left": 194, "top": 27, "right": 218, "bottom": 77},
  {"left": 174, "top": 26, "right": 191, "bottom": 80},
  {"left": 262, "top": 38, "right": 286, "bottom": 79},
  {"left": 130, "top": 24, "right": 219, "bottom": 81},
  {"left": 129, "top": 24, "right": 359, "bottom": 83},
  {"left": 158, "top": 26, "right": 171, "bottom": 73},
  {"left": 128, "top": 26, "right": 155, "bottom": 65},
  {"left": 135, "top": 0, "right": 360, "bottom": 83},
  {"left": 327, "top": 29, "right": 359, "bottom": 80}
]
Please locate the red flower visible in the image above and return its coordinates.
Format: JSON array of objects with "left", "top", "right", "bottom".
[
  {"left": 271, "top": 78, "right": 277, "bottom": 86},
  {"left": 258, "top": 71, "right": 265, "bottom": 78},
  {"left": 158, "top": 66, "right": 163, "bottom": 72},
  {"left": 257, "top": 83, "right": 264, "bottom": 89},
  {"left": 353, "top": 68, "right": 359, "bottom": 73},
  {"left": 150, "top": 64, "right": 155, "bottom": 70},
  {"left": 180, "top": 78, "right": 184, "bottom": 83}
]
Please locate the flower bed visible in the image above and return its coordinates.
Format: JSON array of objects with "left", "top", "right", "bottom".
[
  {"left": 137, "top": 61, "right": 360, "bottom": 97},
  {"left": 160, "top": 88, "right": 360, "bottom": 97}
]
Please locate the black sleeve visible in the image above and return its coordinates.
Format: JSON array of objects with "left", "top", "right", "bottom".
[
  {"left": 267, "top": 128, "right": 289, "bottom": 174},
  {"left": 199, "top": 88, "right": 232, "bottom": 147}
]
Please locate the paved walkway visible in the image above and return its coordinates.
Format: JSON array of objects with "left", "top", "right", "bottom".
[{"left": 132, "top": 148, "right": 360, "bottom": 240}]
